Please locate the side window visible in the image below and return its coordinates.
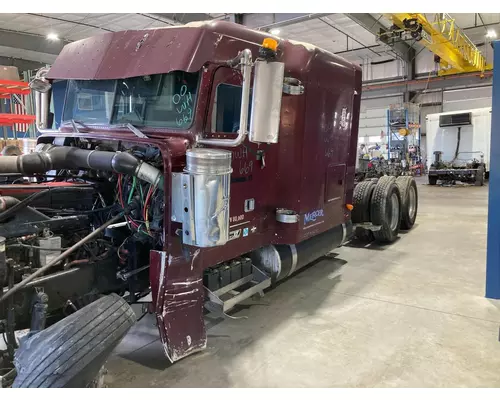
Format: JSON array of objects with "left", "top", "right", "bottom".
[{"left": 211, "top": 83, "right": 251, "bottom": 134}]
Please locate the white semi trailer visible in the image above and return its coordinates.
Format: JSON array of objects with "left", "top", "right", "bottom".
[{"left": 425, "top": 107, "right": 491, "bottom": 185}]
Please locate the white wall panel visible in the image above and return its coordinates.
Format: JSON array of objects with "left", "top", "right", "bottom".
[
  {"left": 370, "top": 60, "right": 401, "bottom": 81},
  {"left": 361, "top": 95, "right": 403, "bottom": 112},
  {"left": 420, "top": 105, "right": 442, "bottom": 134},
  {"left": 358, "top": 95, "right": 403, "bottom": 143},
  {"left": 362, "top": 59, "right": 404, "bottom": 81},
  {"left": 415, "top": 51, "right": 435, "bottom": 74},
  {"left": 413, "top": 91, "right": 442, "bottom": 105},
  {"left": 443, "top": 87, "right": 492, "bottom": 112}
]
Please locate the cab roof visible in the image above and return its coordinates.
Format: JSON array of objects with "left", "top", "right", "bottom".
[{"left": 47, "top": 20, "right": 360, "bottom": 81}]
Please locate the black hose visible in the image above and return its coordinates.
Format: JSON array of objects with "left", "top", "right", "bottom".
[
  {"left": 214, "top": 51, "right": 244, "bottom": 67},
  {"left": 452, "top": 127, "right": 461, "bottom": 163},
  {"left": 10, "top": 147, "right": 137, "bottom": 175},
  {"left": 0, "top": 211, "right": 126, "bottom": 304},
  {"left": 0, "top": 196, "right": 20, "bottom": 211},
  {"left": 34, "top": 204, "right": 118, "bottom": 215},
  {"left": 0, "top": 187, "right": 89, "bottom": 223},
  {"left": 0, "top": 190, "right": 48, "bottom": 222},
  {"left": 0, "top": 146, "right": 162, "bottom": 186}
]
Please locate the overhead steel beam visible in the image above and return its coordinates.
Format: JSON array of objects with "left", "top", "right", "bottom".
[
  {"left": 345, "top": 13, "right": 413, "bottom": 62},
  {"left": 336, "top": 44, "right": 383, "bottom": 54},
  {"left": 210, "top": 13, "right": 330, "bottom": 30},
  {"left": 28, "top": 13, "right": 114, "bottom": 33},
  {"left": 464, "top": 21, "right": 500, "bottom": 31},
  {"left": 318, "top": 16, "right": 381, "bottom": 58},
  {"left": 362, "top": 71, "right": 493, "bottom": 99},
  {"left": 0, "top": 56, "right": 47, "bottom": 72},
  {"left": 0, "top": 29, "right": 69, "bottom": 56},
  {"left": 151, "top": 13, "right": 212, "bottom": 24},
  {"left": 250, "top": 13, "right": 332, "bottom": 30}
]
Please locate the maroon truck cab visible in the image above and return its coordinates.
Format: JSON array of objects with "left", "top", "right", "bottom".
[{"left": 37, "top": 21, "right": 362, "bottom": 362}]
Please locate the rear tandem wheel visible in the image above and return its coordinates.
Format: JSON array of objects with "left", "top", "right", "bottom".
[
  {"left": 352, "top": 180, "right": 376, "bottom": 224},
  {"left": 395, "top": 176, "right": 418, "bottom": 230},
  {"left": 370, "top": 176, "right": 402, "bottom": 244}
]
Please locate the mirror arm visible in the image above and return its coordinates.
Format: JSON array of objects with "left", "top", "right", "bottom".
[
  {"left": 197, "top": 49, "right": 252, "bottom": 148},
  {"left": 30, "top": 67, "right": 58, "bottom": 134}
]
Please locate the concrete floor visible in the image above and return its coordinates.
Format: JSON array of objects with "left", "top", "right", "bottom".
[{"left": 105, "top": 180, "right": 500, "bottom": 387}]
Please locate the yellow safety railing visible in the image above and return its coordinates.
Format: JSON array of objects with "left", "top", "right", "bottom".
[{"left": 384, "top": 13, "right": 492, "bottom": 76}]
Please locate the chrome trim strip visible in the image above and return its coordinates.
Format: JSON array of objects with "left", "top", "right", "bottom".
[
  {"left": 341, "top": 223, "right": 347, "bottom": 245},
  {"left": 288, "top": 244, "right": 298, "bottom": 276}
]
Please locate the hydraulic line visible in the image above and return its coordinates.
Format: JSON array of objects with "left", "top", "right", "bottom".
[
  {"left": 452, "top": 126, "right": 461, "bottom": 164},
  {"left": 0, "top": 211, "right": 127, "bottom": 304}
]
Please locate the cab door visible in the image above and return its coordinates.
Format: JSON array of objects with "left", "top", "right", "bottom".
[{"left": 203, "top": 67, "right": 269, "bottom": 243}]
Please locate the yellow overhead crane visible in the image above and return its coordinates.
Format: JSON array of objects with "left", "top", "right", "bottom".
[{"left": 383, "top": 13, "right": 492, "bottom": 76}]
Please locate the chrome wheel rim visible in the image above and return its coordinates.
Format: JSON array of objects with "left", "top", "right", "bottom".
[
  {"left": 408, "top": 185, "right": 417, "bottom": 221},
  {"left": 390, "top": 192, "right": 400, "bottom": 231}
]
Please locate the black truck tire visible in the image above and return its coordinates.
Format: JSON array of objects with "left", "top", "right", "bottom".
[
  {"left": 13, "top": 293, "right": 136, "bottom": 388},
  {"left": 352, "top": 180, "right": 376, "bottom": 223},
  {"left": 428, "top": 175, "right": 438, "bottom": 185},
  {"left": 370, "top": 176, "right": 402, "bottom": 244},
  {"left": 396, "top": 176, "right": 418, "bottom": 230}
]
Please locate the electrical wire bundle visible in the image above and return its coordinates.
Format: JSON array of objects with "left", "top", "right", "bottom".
[{"left": 116, "top": 174, "right": 159, "bottom": 238}]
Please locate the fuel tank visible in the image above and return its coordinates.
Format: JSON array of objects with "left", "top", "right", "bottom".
[{"left": 250, "top": 221, "right": 352, "bottom": 283}]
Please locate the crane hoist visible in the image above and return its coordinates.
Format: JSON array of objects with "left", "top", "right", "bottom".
[{"left": 380, "top": 13, "right": 492, "bottom": 76}]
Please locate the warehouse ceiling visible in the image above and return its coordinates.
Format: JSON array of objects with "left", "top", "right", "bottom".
[{"left": 0, "top": 13, "right": 498, "bottom": 71}]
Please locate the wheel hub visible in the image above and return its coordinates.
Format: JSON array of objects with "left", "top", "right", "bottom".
[
  {"left": 408, "top": 185, "right": 417, "bottom": 221},
  {"left": 390, "top": 192, "right": 400, "bottom": 231}
]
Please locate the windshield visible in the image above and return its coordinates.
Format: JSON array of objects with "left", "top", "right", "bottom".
[{"left": 62, "top": 71, "right": 199, "bottom": 129}]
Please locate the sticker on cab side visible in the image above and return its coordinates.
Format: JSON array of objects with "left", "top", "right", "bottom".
[{"left": 304, "top": 209, "right": 324, "bottom": 225}]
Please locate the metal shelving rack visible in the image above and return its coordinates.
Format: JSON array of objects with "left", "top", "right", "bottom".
[{"left": 386, "top": 103, "right": 423, "bottom": 174}]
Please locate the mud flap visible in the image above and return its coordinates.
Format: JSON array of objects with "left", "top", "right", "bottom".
[{"left": 150, "top": 250, "right": 207, "bottom": 363}]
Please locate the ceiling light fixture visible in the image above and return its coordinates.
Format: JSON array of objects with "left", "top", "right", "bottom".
[
  {"left": 270, "top": 28, "right": 280, "bottom": 35},
  {"left": 486, "top": 30, "right": 497, "bottom": 39},
  {"left": 46, "top": 33, "right": 59, "bottom": 41}
]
